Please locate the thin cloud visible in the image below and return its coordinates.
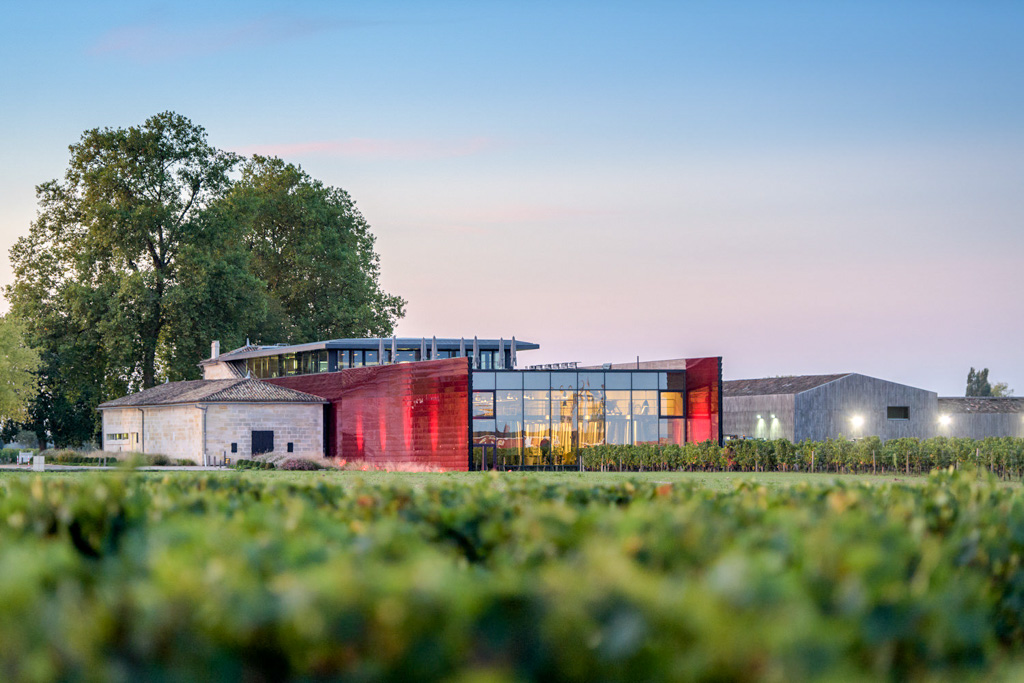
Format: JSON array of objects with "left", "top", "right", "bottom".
[
  {"left": 88, "top": 14, "right": 384, "bottom": 62},
  {"left": 233, "top": 137, "right": 497, "bottom": 161}
]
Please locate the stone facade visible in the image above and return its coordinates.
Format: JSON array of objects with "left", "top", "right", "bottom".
[
  {"left": 102, "top": 402, "right": 323, "bottom": 463},
  {"left": 204, "top": 403, "right": 323, "bottom": 461}
]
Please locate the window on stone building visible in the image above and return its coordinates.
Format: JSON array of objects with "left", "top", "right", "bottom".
[
  {"left": 287, "top": 442, "right": 294, "bottom": 453},
  {"left": 231, "top": 443, "right": 237, "bottom": 453}
]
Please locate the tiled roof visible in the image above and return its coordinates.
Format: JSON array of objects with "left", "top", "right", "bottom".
[
  {"left": 98, "top": 379, "right": 327, "bottom": 408},
  {"left": 938, "top": 397, "right": 1024, "bottom": 414},
  {"left": 724, "top": 374, "right": 851, "bottom": 397}
]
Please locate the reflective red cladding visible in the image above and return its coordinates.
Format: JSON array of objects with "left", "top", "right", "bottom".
[
  {"left": 266, "top": 358, "right": 470, "bottom": 471},
  {"left": 685, "top": 357, "right": 722, "bottom": 445}
]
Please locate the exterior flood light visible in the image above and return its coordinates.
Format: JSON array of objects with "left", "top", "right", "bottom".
[
  {"left": 850, "top": 415, "right": 865, "bottom": 429},
  {"left": 939, "top": 415, "right": 952, "bottom": 426}
]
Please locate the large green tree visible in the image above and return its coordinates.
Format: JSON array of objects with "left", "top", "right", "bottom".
[
  {"left": 6, "top": 113, "right": 405, "bottom": 446},
  {"left": 226, "top": 156, "right": 405, "bottom": 343},
  {"left": 0, "top": 316, "right": 40, "bottom": 422}
]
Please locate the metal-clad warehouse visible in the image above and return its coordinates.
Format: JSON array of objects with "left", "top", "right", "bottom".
[{"left": 724, "top": 373, "right": 938, "bottom": 442}]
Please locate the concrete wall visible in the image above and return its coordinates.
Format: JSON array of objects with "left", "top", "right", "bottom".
[
  {"left": 723, "top": 394, "right": 796, "bottom": 441},
  {"left": 945, "top": 413, "right": 1024, "bottom": 439},
  {"left": 795, "top": 374, "right": 937, "bottom": 442},
  {"left": 204, "top": 403, "right": 323, "bottom": 461},
  {"left": 103, "top": 402, "right": 324, "bottom": 463}
]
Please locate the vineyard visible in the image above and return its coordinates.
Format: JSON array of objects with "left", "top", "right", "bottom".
[
  {"left": 0, "top": 469, "right": 1022, "bottom": 680},
  {"left": 568, "top": 436, "right": 1024, "bottom": 478}
]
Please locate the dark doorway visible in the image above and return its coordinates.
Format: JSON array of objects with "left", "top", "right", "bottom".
[{"left": 252, "top": 430, "right": 274, "bottom": 455}]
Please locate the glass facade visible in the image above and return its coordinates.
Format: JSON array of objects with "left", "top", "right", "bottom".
[{"left": 472, "top": 370, "right": 686, "bottom": 468}]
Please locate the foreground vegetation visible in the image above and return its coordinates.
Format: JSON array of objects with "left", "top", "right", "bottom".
[{"left": 0, "top": 469, "right": 1022, "bottom": 680}]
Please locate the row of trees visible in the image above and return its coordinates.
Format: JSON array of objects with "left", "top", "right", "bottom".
[{"left": 3, "top": 112, "right": 405, "bottom": 447}]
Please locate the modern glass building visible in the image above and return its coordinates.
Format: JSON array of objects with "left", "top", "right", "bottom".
[
  {"left": 204, "top": 337, "right": 721, "bottom": 470},
  {"left": 470, "top": 369, "right": 687, "bottom": 469},
  {"left": 227, "top": 337, "right": 537, "bottom": 378}
]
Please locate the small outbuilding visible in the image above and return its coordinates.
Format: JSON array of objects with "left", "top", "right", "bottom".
[{"left": 98, "top": 379, "right": 327, "bottom": 464}]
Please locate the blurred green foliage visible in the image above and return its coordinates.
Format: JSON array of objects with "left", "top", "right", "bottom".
[{"left": 0, "top": 470, "right": 1021, "bottom": 680}]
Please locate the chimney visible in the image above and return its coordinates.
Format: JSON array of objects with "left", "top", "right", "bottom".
[{"left": 211, "top": 340, "right": 220, "bottom": 359}]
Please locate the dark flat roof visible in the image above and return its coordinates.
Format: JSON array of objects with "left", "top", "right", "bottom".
[
  {"left": 212, "top": 337, "right": 539, "bottom": 363},
  {"left": 99, "top": 379, "right": 327, "bottom": 408},
  {"left": 724, "top": 374, "right": 851, "bottom": 397},
  {"left": 938, "top": 397, "right": 1024, "bottom": 414}
]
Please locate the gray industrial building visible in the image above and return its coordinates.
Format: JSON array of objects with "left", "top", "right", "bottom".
[{"left": 724, "top": 373, "right": 1024, "bottom": 442}]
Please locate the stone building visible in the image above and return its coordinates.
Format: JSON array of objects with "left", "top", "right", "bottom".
[{"left": 98, "top": 378, "right": 327, "bottom": 464}]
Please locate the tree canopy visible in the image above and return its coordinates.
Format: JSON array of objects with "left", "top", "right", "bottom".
[
  {"left": 966, "top": 367, "right": 1014, "bottom": 397},
  {"left": 0, "top": 316, "right": 40, "bottom": 423},
  {"left": 5, "top": 112, "right": 405, "bottom": 446}
]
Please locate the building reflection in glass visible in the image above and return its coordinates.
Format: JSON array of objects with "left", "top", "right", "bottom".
[{"left": 471, "top": 370, "right": 686, "bottom": 468}]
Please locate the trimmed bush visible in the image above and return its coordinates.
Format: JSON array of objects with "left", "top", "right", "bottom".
[{"left": 278, "top": 458, "right": 324, "bottom": 471}]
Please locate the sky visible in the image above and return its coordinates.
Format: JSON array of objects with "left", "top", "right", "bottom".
[{"left": 0, "top": 0, "right": 1021, "bottom": 396}]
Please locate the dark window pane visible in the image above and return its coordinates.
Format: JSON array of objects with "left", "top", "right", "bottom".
[
  {"left": 395, "top": 350, "right": 416, "bottom": 363},
  {"left": 358, "top": 350, "right": 371, "bottom": 367},
  {"left": 887, "top": 406, "right": 910, "bottom": 420}
]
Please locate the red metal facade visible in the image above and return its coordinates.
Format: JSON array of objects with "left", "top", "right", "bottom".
[
  {"left": 266, "top": 358, "right": 470, "bottom": 471},
  {"left": 685, "top": 356, "right": 722, "bottom": 444}
]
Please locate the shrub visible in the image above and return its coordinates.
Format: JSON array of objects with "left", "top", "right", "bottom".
[
  {"left": 233, "top": 459, "right": 276, "bottom": 470},
  {"left": 279, "top": 458, "right": 324, "bottom": 471}
]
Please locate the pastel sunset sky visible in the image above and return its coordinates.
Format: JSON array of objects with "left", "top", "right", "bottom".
[{"left": 1, "top": 1, "right": 1021, "bottom": 395}]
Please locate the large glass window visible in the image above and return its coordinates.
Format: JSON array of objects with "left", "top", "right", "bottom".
[
  {"left": 268, "top": 355, "right": 280, "bottom": 378},
  {"left": 578, "top": 384, "right": 604, "bottom": 449},
  {"left": 605, "top": 390, "right": 631, "bottom": 445},
  {"left": 523, "top": 389, "right": 551, "bottom": 467},
  {"left": 633, "top": 390, "right": 659, "bottom": 445},
  {"left": 550, "top": 373, "right": 576, "bottom": 464},
  {"left": 473, "top": 391, "right": 495, "bottom": 419},
  {"left": 358, "top": 350, "right": 371, "bottom": 367},
  {"left": 495, "top": 389, "right": 523, "bottom": 466},
  {"left": 282, "top": 353, "right": 298, "bottom": 376},
  {"left": 394, "top": 349, "right": 416, "bottom": 363}
]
